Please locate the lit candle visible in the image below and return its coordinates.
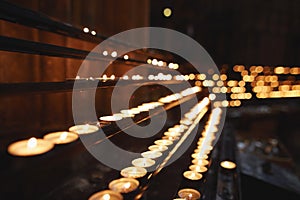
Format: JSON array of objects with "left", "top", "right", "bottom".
[
  {"left": 141, "top": 151, "right": 162, "bottom": 159},
  {"left": 68, "top": 124, "right": 99, "bottom": 135},
  {"left": 195, "top": 145, "right": 213, "bottom": 152},
  {"left": 178, "top": 188, "right": 201, "bottom": 200},
  {"left": 161, "top": 135, "right": 179, "bottom": 141},
  {"left": 132, "top": 158, "right": 155, "bottom": 168},
  {"left": 120, "top": 166, "right": 147, "bottom": 178},
  {"left": 88, "top": 190, "right": 123, "bottom": 200},
  {"left": 220, "top": 160, "right": 236, "bottom": 169},
  {"left": 183, "top": 171, "right": 203, "bottom": 180},
  {"left": 43, "top": 131, "right": 78, "bottom": 144},
  {"left": 189, "top": 165, "right": 208, "bottom": 173},
  {"left": 108, "top": 178, "right": 139, "bottom": 193},
  {"left": 154, "top": 139, "right": 173, "bottom": 146},
  {"left": 8, "top": 137, "right": 54, "bottom": 156},
  {"left": 164, "top": 131, "right": 181, "bottom": 137},
  {"left": 191, "top": 153, "right": 209, "bottom": 160},
  {"left": 148, "top": 145, "right": 168, "bottom": 152},
  {"left": 100, "top": 115, "right": 122, "bottom": 121},
  {"left": 192, "top": 159, "right": 209, "bottom": 166},
  {"left": 180, "top": 119, "right": 192, "bottom": 125}
]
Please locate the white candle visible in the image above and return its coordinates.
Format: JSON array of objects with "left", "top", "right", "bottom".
[
  {"left": 192, "top": 159, "right": 209, "bottom": 166},
  {"left": 148, "top": 145, "right": 168, "bottom": 152},
  {"left": 43, "top": 131, "right": 78, "bottom": 144},
  {"left": 68, "top": 124, "right": 99, "bottom": 135},
  {"left": 120, "top": 166, "right": 147, "bottom": 179},
  {"left": 189, "top": 165, "right": 208, "bottom": 173},
  {"left": 161, "top": 135, "right": 179, "bottom": 141},
  {"left": 100, "top": 115, "right": 122, "bottom": 121},
  {"left": 88, "top": 190, "right": 123, "bottom": 200},
  {"left": 8, "top": 137, "right": 54, "bottom": 156},
  {"left": 154, "top": 139, "right": 173, "bottom": 146},
  {"left": 108, "top": 178, "right": 139, "bottom": 193},
  {"left": 183, "top": 171, "right": 203, "bottom": 180},
  {"left": 178, "top": 188, "right": 201, "bottom": 200},
  {"left": 220, "top": 160, "right": 236, "bottom": 169},
  {"left": 141, "top": 151, "right": 162, "bottom": 159},
  {"left": 132, "top": 158, "right": 155, "bottom": 168}
]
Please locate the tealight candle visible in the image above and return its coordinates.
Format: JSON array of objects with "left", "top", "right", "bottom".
[
  {"left": 168, "top": 127, "right": 184, "bottom": 133},
  {"left": 178, "top": 188, "right": 201, "bottom": 200},
  {"left": 8, "top": 137, "right": 54, "bottom": 156},
  {"left": 164, "top": 131, "right": 181, "bottom": 137},
  {"left": 141, "top": 151, "right": 162, "bottom": 159},
  {"left": 43, "top": 131, "right": 78, "bottom": 144},
  {"left": 220, "top": 160, "right": 236, "bottom": 169},
  {"left": 195, "top": 145, "right": 213, "bottom": 152},
  {"left": 189, "top": 165, "right": 208, "bottom": 173},
  {"left": 191, "top": 153, "right": 209, "bottom": 160},
  {"left": 192, "top": 159, "right": 209, "bottom": 166},
  {"left": 162, "top": 135, "right": 180, "bottom": 141},
  {"left": 148, "top": 145, "right": 168, "bottom": 152},
  {"left": 180, "top": 119, "right": 192, "bottom": 125},
  {"left": 120, "top": 166, "right": 147, "bottom": 178},
  {"left": 183, "top": 171, "right": 203, "bottom": 180},
  {"left": 154, "top": 139, "right": 173, "bottom": 146},
  {"left": 132, "top": 158, "right": 155, "bottom": 168},
  {"left": 100, "top": 115, "right": 122, "bottom": 121},
  {"left": 109, "top": 178, "right": 139, "bottom": 193},
  {"left": 69, "top": 124, "right": 99, "bottom": 135},
  {"left": 120, "top": 109, "right": 139, "bottom": 115},
  {"left": 88, "top": 190, "right": 123, "bottom": 200},
  {"left": 194, "top": 148, "right": 211, "bottom": 155}
]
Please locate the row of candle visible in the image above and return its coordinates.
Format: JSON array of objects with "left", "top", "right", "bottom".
[
  {"left": 89, "top": 98, "right": 210, "bottom": 200},
  {"left": 7, "top": 85, "right": 203, "bottom": 157},
  {"left": 7, "top": 131, "right": 79, "bottom": 157},
  {"left": 98, "top": 86, "right": 202, "bottom": 122},
  {"left": 234, "top": 65, "right": 300, "bottom": 75},
  {"left": 173, "top": 108, "right": 222, "bottom": 200}
]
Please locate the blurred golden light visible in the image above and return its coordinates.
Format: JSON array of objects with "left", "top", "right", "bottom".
[
  {"left": 220, "top": 160, "right": 236, "bottom": 169},
  {"left": 163, "top": 8, "right": 172, "bottom": 17},
  {"left": 220, "top": 74, "right": 227, "bottom": 81},
  {"left": 255, "top": 66, "right": 263, "bottom": 73},
  {"left": 275, "top": 66, "right": 284, "bottom": 74},
  {"left": 212, "top": 74, "right": 219, "bottom": 80}
]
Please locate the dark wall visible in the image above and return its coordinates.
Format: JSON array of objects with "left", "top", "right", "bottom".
[{"left": 151, "top": 0, "right": 300, "bottom": 66}]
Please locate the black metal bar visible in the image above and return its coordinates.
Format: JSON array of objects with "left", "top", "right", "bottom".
[{"left": 216, "top": 127, "right": 241, "bottom": 200}]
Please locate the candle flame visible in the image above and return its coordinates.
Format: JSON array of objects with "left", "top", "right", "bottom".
[
  {"left": 83, "top": 124, "right": 89, "bottom": 131},
  {"left": 27, "top": 137, "right": 37, "bottom": 148},
  {"left": 59, "top": 132, "right": 68, "bottom": 140},
  {"left": 123, "top": 182, "right": 131, "bottom": 189},
  {"left": 191, "top": 172, "right": 196, "bottom": 178},
  {"left": 102, "top": 194, "right": 110, "bottom": 200}
]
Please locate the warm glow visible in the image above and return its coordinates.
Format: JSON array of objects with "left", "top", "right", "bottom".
[
  {"left": 220, "top": 160, "right": 236, "bottom": 169},
  {"left": 59, "top": 132, "right": 68, "bottom": 141},
  {"left": 163, "top": 8, "right": 172, "bottom": 17},
  {"left": 91, "top": 30, "right": 96, "bottom": 35},
  {"left": 27, "top": 137, "right": 37, "bottom": 148},
  {"left": 102, "top": 194, "right": 111, "bottom": 200},
  {"left": 103, "top": 51, "right": 108, "bottom": 56},
  {"left": 111, "top": 51, "right": 117, "bottom": 57},
  {"left": 123, "top": 182, "right": 131, "bottom": 189},
  {"left": 83, "top": 27, "right": 89, "bottom": 33},
  {"left": 123, "top": 55, "right": 129, "bottom": 60}
]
